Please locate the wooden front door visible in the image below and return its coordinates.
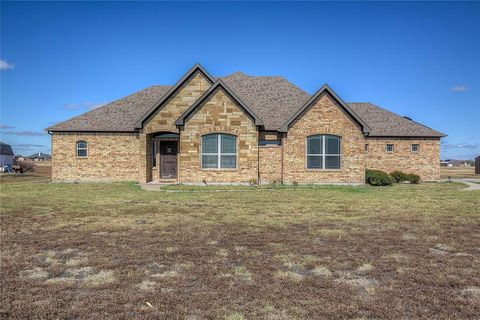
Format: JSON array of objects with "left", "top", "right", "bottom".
[{"left": 160, "top": 141, "right": 178, "bottom": 179}]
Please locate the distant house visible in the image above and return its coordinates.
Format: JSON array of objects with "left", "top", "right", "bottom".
[
  {"left": 440, "top": 159, "right": 471, "bottom": 167},
  {"left": 0, "top": 142, "right": 14, "bottom": 167},
  {"left": 440, "top": 160, "right": 452, "bottom": 167},
  {"left": 27, "top": 152, "right": 51, "bottom": 161},
  {"left": 14, "top": 155, "right": 25, "bottom": 161}
]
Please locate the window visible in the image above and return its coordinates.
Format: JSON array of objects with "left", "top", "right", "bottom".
[
  {"left": 365, "top": 144, "right": 369, "bottom": 152},
  {"left": 202, "top": 134, "right": 237, "bottom": 169},
  {"left": 411, "top": 144, "right": 419, "bottom": 153},
  {"left": 386, "top": 144, "right": 394, "bottom": 153},
  {"left": 259, "top": 140, "right": 282, "bottom": 146},
  {"left": 307, "top": 135, "right": 341, "bottom": 169},
  {"left": 76, "top": 141, "right": 88, "bottom": 157},
  {"left": 151, "top": 141, "right": 157, "bottom": 167}
]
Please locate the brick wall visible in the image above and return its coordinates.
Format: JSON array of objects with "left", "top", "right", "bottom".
[
  {"left": 144, "top": 72, "right": 211, "bottom": 134},
  {"left": 259, "top": 145, "right": 282, "bottom": 184},
  {"left": 178, "top": 88, "right": 258, "bottom": 183},
  {"left": 282, "top": 93, "right": 366, "bottom": 184},
  {"left": 365, "top": 137, "right": 441, "bottom": 180},
  {"left": 51, "top": 132, "right": 139, "bottom": 181}
]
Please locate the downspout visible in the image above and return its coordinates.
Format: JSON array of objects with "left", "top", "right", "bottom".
[
  {"left": 257, "top": 129, "right": 260, "bottom": 185},
  {"left": 281, "top": 133, "right": 284, "bottom": 184}
]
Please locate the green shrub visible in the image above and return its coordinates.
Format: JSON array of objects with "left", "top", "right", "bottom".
[
  {"left": 407, "top": 173, "right": 421, "bottom": 184},
  {"left": 390, "top": 171, "right": 409, "bottom": 183},
  {"left": 365, "top": 169, "right": 394, "bottom": 186}
]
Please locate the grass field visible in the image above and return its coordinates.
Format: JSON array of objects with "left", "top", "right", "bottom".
[
  {"left": 440, "top": 166, "right": 478, "bottom": 179},
  {"left": 1, "top": 173, "right": 479, "bottom": 319}
]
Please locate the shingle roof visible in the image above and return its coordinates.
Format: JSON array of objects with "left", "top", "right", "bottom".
[
  {"left": 348, "top": 103, "right": 446, "bottom": 137},
  {"left": 0, "top": 142, "right": 14, "bottom": 156},
  {"left": 219, "top": 72, "right": 310, "bottom": 130},
  {"left": 47, "top": 71, "right": 445, "bottom": 138},
  {"left": 47, "top": 85, "right": 172, "bottom": 132}
]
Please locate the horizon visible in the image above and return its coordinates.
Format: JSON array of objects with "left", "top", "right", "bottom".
[{"left": 1, "top": 1, "right": 479, "bottom": 159}]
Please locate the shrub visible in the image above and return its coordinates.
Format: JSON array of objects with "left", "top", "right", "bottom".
[
  {"left": 407, "top": 173, "right": 421, "bottom": 184},
  {"left": 365, "top": 169, "right": 394, "bottom": 186},
  {"left": 292, "top": 181, "right": 299, "bottom": 187},
  {"left": 390, "top": 171, "right": 409, "bottom": 183},
  {"left": 13, "top": 159, "right": 37, "bottom": 173}
]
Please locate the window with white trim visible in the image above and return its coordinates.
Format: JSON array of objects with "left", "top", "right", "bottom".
[
  {"left": 202, "top": 134, "right": 237, "bottom": 169},
  {"left": 307, "top": 135, "right": 341, "bottom": 169},
  {"left": 411, "top": 144, "right": 419, "bottom": 153},
  {"left": 386, "top": 144, "right": 394, "bottom": 153},
  {"left": 76, "top": 141, "right": 88, "bottom": 157}
]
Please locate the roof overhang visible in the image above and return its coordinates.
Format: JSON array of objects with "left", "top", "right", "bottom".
[
  {"left": 134, "top": 64, "right": 215, "bottom": 130},
  {"left": 175, "top": 80, "right": 264, "bottom": 127},
  {"left": 279, "top": 84, "right": 371, "bottom": 134}
]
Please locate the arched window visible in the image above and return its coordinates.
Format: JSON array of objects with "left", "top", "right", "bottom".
[
  {"left": 307, "top": 135, "right": 341, "bottom": 169},
  {"left": 202, "top": 134, "right": 237, "bottom": 169},
  {"left": 76, "top": 140, "right": 88, "bottom": 157}
]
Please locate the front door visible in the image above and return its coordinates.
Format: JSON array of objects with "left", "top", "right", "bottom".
[{"left": 160, "top": 141, "right": 178, "bottom": 179}]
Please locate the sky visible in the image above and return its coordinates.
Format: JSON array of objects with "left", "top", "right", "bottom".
[{"left": 1, "top": 1, "right": 479, "bottom": 159}]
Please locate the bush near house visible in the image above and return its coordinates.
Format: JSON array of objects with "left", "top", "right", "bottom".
[
  {"left": 390, "top": 171, "right": 410, "bottom": 183},
  {"left": 407, "top": 173, "right": 421, "bottom": 184},
  {"left": 365, "top": 169, "right": 394, "bottom": 186}
]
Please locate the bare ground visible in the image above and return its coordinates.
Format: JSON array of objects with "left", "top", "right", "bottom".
[{"left": 1, "top": 180, "right": 479, "bottom": 319}]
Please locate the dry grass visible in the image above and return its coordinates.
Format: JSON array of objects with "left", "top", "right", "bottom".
[
  {"left": 0, "top": 177, "right": 479, "bottom": 319},
  {"left": 440, "top": 166, "right": 478, "bottom": 179}
]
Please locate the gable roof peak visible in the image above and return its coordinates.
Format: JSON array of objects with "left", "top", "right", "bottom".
[
  {"left": 279, "top": 84, "right": 370, "bottom": 133},
  {"left": 175, "top": 79, "right": 263, "bottom": 127}
]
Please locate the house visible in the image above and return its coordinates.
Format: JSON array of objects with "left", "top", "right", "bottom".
[
  {"left": 0, "top": 142, "right": 14, "bottom": 167},
  {"left": 47, "top": 64, "right": 446, "bottom": 184},
  {"left": 27, "top": 152, "right": 51, "bottom": 161}
]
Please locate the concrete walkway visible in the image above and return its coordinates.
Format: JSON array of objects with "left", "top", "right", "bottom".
[{"left": 439, "top": 178, "right": 480, "bottom": 191}]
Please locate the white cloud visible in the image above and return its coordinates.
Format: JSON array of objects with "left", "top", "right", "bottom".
[
  {"left": 0, "top": 59, "right": 14, "bottom": 70},
  {"left": 64, "top": 102, "right": 106, "bottom": 110},
  {"left": 451, "top": 85, "right": 467, "bottom": 92},
  {"left": 441, "top": 141, "right": 478, "bottom": 149},
  {"left": 1, "top": 130, "right": 47, "bottom": 136},
  {"left": 0, "top": 124, "right": 15, "bottom": 129}
]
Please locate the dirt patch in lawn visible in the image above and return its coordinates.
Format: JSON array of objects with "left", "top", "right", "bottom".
[{"left": 1, "top": 182, "right": 479, "bottom": 319}]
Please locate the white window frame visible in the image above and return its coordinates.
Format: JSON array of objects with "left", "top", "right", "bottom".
[
  {"left": 201, "top": 134, "right": 237, "bottom": 169},
  {"left": 411, "top": 144, "right": 419, "bottom": 153},
  {"left": 306, "top": 135, "right": 342, "bottom": 170},
  {"left": 386, "top": 144, "right": 394, "bottom": 153},
  {"left": 76, "top": 141, "right": 88, "bottom": 158}
]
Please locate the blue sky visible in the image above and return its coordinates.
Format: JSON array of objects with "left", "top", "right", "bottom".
[{"left": 1, "top": 1, "right": 479, "bottom": 159}]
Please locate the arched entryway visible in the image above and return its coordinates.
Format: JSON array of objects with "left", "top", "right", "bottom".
[{"left": 150, "top": 132, "right": 179, "bottom": 181}]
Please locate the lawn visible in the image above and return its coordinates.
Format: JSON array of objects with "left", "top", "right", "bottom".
[
  {"left": 0, "top": 179, "right": 479, "bottom": 319},
  {"left": 440, "top": 166, "right": 478, "bottom": 179}
]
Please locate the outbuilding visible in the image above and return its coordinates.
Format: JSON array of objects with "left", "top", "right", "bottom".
[{"left": 0, "top": 142, "right": 14, "bottom": 167}]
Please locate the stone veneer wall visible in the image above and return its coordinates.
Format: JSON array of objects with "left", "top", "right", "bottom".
[
  {"left": 365, "top": 137, "right": 441, "bottom": 181},
  {"left": 143, "top": 72, "right": 212, "bottom": 134},
  {"left": 178, "top": 88, "right": 258, "bottom": 183},
  {"left": 259, "top": 145, "right": 282, "bottom": 184},
  {"left": 282, "top": 94, "right": 366, "bottom": 184},
  {"left": 51, "top": 132, "right": 139, "bottom": 181}
]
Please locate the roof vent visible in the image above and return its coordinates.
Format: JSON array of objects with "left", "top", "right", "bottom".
[{"left": 403, "top": 116, "right": 412, "bottom": 121}]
